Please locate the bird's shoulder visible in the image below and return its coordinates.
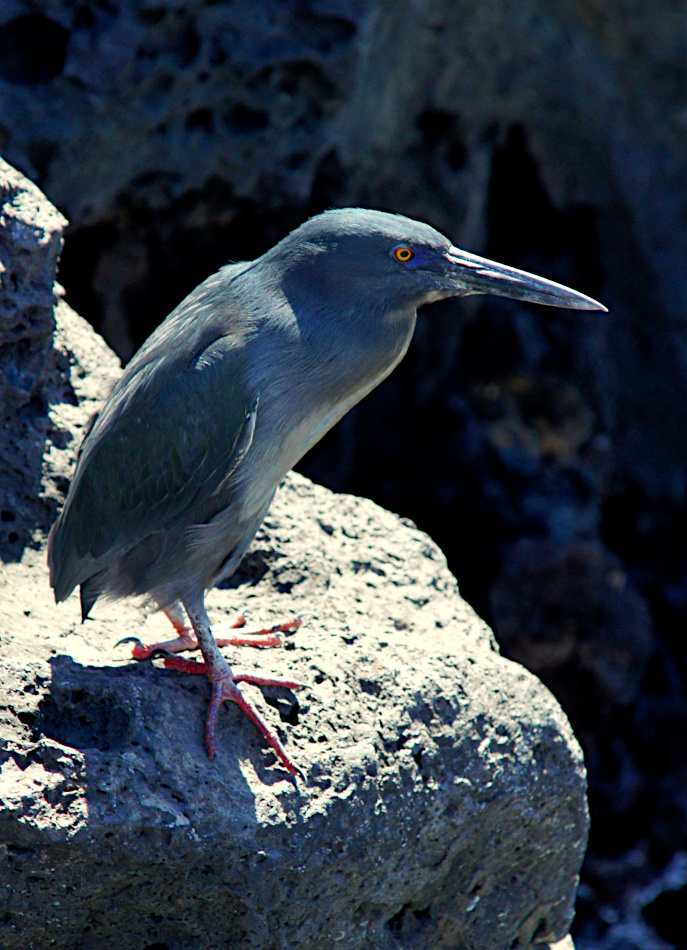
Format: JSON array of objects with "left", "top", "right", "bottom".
[{"left": 85, "top": 264, "right": 257, "bottom": 446}]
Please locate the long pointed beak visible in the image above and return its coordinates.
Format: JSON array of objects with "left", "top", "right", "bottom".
[{"left": 445, "top": 246, "right": 607, "bottom": 311}]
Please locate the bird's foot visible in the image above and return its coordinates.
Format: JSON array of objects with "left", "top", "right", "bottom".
[
  {"left": 209, "top": 670, "right": 305, "bottom": 778},
  {"left": 121, "top": 615, "right": 301, "bottom": 660},
  {"left": 115, "top": 606, "right": 227, "bottom": 659},
  {"left": 164, "top": 657, "right": 304, "bottom": 777}
]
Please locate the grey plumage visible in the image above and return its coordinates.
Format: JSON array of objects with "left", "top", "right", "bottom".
[{"left": 48, "top": 208, "right": 606, "bottom": 774}]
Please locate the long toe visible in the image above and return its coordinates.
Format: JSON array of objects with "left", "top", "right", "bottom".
[
  {"left": 214, "top": 616, "right": 301, "bottom": 650},
  {"left": 206, "top": 673, "right": 304, "bottom": 778},
  {"left": 163, "top": 655, "right": 208, "bottom": 674},
  {"left": 232, "top": 671, "right": 305, "bottom": 690}
]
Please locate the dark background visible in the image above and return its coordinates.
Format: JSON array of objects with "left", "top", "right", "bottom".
[{"left": 2, "top": 1, "right": 687, "bottom": 945}]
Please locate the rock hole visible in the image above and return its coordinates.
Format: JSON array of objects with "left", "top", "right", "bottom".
[
  {"left": 0, "top": 510, "right": 15, "bottom": 522},
  {"left": 282, "top": 151, "right": 305, "bottom": 171},
  {"left": 0, "top": 14, "right": 69, "bottom": 85},
  {"left": 185, "top": 108, "right": 214, "bottom": 133},
  {"left": 223, "top": 104, "right": 268, "bottom": 134},
  {"left": 386, "top": 904, "right": 431, "bottom": 935},
  {"left": 54, "top": 476, "right": 70, "bottom": 495},
  {"left": 17, "top": 711, "right": 35, "bottom": 726},
  {"left": 265, "top": 695, "right": 300, "bottom": 726},
  {"left": 26, "top": 139, "right": 59, "bottom": 177},
  {"left": 412, "top": 748, "right": 424, "bottom": 771},
  {"left": 6, "top": 844, "right": 35, "bottom": 859},
  {"left": 416, "top": 108, "right": 467, "bottom": 170},
  {"left": 386, "top": 906, "right": 408, "bottom": 933},
  {"left": 487, "top": 123, "right": 602, "bottom": 296},
  {"left": 272, "top": 61, "right": 338, "bottom": 104},
  {"left": 359, "top": 678, "right": 381, "bottom": 697}
]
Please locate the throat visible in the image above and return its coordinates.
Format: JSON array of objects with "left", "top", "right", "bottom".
[{"left": 301, "top": 310, "right": 416, "bottom": 450}]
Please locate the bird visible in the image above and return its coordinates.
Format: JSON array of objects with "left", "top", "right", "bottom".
[{"left": 48, "top": 208, "right": 606, "bottom": 777}]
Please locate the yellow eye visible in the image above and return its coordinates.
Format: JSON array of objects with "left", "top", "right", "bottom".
[{"left": 394, "top": 246, "right": 414, "bottom": 262}]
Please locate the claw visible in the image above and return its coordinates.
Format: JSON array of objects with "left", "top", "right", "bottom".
[
  {"left": 114, "top": 636, "right": 163, "bottom": 661},
  {"left": 115, "top": 636, "right": 153, "bottom": 659},
  {"left": 115, "top": 636, "right": 143, "bottom": 648}
]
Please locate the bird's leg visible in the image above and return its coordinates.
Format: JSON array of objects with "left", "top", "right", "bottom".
[{"left": 173, "top": 592, "right": 304, "bottom": 777}]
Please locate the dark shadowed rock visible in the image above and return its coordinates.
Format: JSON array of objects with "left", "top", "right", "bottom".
[
  {"left": 0, "top": 163, "right": 588, "bottom": 948},
  {"left": 490, "top": 539, "right": 653, "bottom": 706},
  {"left": 489, "top": 539, "right": 658, "bottom": 841}
]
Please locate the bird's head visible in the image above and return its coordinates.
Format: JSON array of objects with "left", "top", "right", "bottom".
[{"left": 269, "top": 208, "right": 606, "bottom": 316}]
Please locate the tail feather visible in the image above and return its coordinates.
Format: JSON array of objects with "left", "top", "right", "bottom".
[
  {"left": 47, "top": 517, "right": 72, "bottom": 603},
  {"left": 80, "top": 573, "right": 105, "bottom": 620},
  {"left": 48, "top": 512, "right": 94, "bottom": 606}
]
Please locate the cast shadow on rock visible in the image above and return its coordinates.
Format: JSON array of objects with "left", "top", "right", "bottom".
[{"left": 28, "top": 652, "right": 297, "bottom": 827}]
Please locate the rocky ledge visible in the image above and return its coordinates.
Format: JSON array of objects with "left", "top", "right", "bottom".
[{"left": 0, "top": 157, "right": 587, "bottom": 949}]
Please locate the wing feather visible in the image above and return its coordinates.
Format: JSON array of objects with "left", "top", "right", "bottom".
[{"left": 49, "top": 334, "right": 256, "bottom": 602}]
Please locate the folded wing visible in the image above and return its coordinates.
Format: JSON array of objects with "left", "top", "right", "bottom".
[{"left": 49, "top": 335, "right": 256, "bottom": 603}]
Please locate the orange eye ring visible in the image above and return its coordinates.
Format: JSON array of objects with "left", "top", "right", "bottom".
[{"left": 394, "top": 246, "right": 414, "bottom": 262}]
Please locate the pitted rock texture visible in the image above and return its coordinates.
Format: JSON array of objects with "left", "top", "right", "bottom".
[
  {"left": 0, "top": 159, "right": 588, "bottom": 949},
  {"left": 0, "top": 156, "right": 119, "bottom": 560},
  {"left": 0, "top": 473, "right": 588, "bottom": 950},
  {"left": 0, "top": 156, "right": 65, "bottom": 416}
]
